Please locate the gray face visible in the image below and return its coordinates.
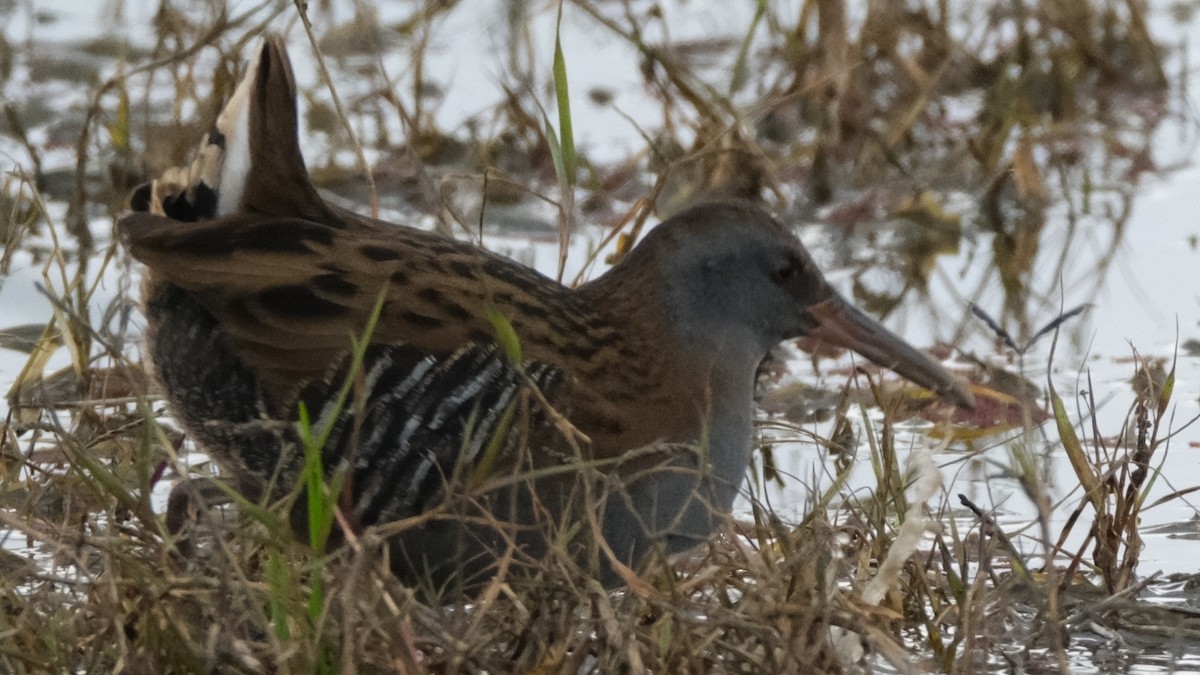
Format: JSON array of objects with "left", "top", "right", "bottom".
[
  {"left": 650, "top": 203, "right": 833, "bottom": 362},
  {"left": 644, "top": 202, "right": 974, "bottom": 407}
]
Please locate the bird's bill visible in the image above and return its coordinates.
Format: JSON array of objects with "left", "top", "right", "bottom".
[{"left": 803, "top": 294, "right": 974, "bottom": 408}]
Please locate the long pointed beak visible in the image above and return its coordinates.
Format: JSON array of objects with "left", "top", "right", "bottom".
[{"left": 804, "top": 295, "right": 974, "bottom": 408}]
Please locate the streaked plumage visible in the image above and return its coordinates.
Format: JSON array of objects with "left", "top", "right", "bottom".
[{"left": 122, "top": 37, "right": 972, "bottom": 594}]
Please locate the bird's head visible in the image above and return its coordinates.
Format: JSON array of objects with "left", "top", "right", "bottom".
[{"left": 631, "top": 201, "right": 973, "bottom": 407}]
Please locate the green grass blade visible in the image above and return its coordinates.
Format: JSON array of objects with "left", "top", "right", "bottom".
[
  {"left": 487, "top": 305, "right": 523, "bottom": 365},
  {"left": 298, "top": 402, "right": 335, "bottom": 554},
  {"left": 552, "top": 12, "right": 576, "bottom": 186},
  {"left": 266, "top": 551, "right": 292, "bottom": 642},
  {"left": 730, "top": 0, "right": 767, "bottom": 93},
  {"left": 468, "top": 399, "right": 519, "bottom": 487},
  {"left": 1049, "top": 386, "right": 1102, "bottom": 511}
]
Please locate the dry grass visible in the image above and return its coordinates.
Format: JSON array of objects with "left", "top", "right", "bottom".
[{"left": 1, "top": 0, "right": 1197, "bottom": 672}]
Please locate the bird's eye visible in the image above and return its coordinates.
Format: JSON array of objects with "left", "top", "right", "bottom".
[{"left": 773, "top": 261, "right": 799, "bottom": 283}]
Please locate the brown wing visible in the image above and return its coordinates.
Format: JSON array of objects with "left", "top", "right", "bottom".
[
  {"left": 120, "top": 211, "right": 589, "bottom": 400},
  {"left": 120, "top": 36, "right": 648, "bottom": 453}
]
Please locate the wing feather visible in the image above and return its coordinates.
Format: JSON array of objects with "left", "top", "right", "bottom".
[{"left": 121, "top": 211, "right": 550, "bottom": 395}]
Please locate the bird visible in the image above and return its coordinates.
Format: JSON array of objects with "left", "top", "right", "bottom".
[{"left": 120, "top": 36, "right": 973, "bottom": 596}]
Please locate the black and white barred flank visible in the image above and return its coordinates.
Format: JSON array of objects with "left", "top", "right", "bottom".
[
  {"left": 149, "top": 285, "right": 564, "bottom": 531},
  {"left": 303, "top": 341, "right": 563, "bottom": 527}
]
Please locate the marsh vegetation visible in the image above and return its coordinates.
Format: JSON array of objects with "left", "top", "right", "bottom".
[{"left": 1, "top": 0, "right": 1198, "bottom": 671}]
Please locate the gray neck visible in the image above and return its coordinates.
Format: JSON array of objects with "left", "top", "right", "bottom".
[
  {"left": 696, "top": 349, "right": 758, "bottom": 513},
  {"left": 672, "top": 319, "right": 765, "bottom": 484},
  {"left": 600, "top": 343, "right": 760, "bottom": 577},
  {"left": 664, "top": 314, "right": 766, "bottom": 521}
]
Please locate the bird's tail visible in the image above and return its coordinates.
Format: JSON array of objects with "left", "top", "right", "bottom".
[{"left": 127, "top": 35, "right": 331, "bottom": 223}]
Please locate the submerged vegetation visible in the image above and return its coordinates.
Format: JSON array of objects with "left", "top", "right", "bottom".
[{"left": 0, "top": 0, "right": 1198, "bottom": 671}]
